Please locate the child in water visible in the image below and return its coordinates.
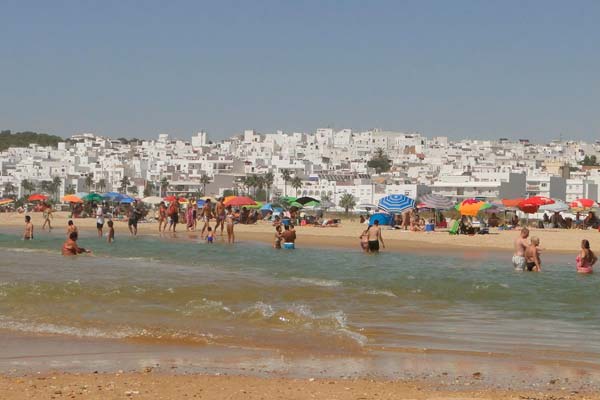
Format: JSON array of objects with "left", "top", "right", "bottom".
[
  {"left": 206, "top": 226, "right": 214, "bottom": 244},
  {"left": 107, "top": 220, "right": 115, "bottom": 243}
]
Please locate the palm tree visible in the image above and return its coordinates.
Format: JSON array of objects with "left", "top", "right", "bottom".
[
  {"left": 291, "top": 176, "right": 303, "bottom": 196},
  {"left": 281, "top": 169, "right": 292, "bottom": 196},
  {"left": 160, "top": 177, "right": 169, "bottom": 197},
  {"left": 51, "top": 176, "right": 62, "bottom": 201},
  {"left": 120, "top": 176, "right": 130, "bottom": 194},
  {"left": 263, "top": 172, "right": 274, "bottom": 202},
  {"left": 21, "top": 179, "right": 35, "bottom": 195},
  {"left": 143, "top": 181, "right": 155, "bottom": 197},
  {"left": 200, "top": 174, "right": 210, "bottom": 196},
  {"left": 84, "top": 174, "right": 94, "bottom": 192},
  {"left": 4, "top": 182, "right": 16, "bottom": 198},
  {"left": 97, "top": 178, "right": 107, "bottom": 193},
  {"left": 339, "top": 193, "right": 357, "bottom": 214},
  {"left": 255, "top": 175, "right": 265, "bottom": 200},
  {"left": 320, "top": 193, "right": 331, "bottom": 203},
  {"left": 65, "top": 184, "right": 76, "bottom": 195}
]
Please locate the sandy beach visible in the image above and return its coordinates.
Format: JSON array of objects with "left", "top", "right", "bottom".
[{"left": 1, "top": 211, "right": 597, "bottom": 254}]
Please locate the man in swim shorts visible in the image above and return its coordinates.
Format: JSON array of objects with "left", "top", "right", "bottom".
[
  {"left": 214, "top": 197, "right": 226, "bottom": 235},
  {"left": 367, "top": 220, "right": 385, "bottom": 252},
  {"left": 281, "top": 224, "right": 297, "bottom": 249},
  {"left": 512, "top": 227, "right": 529, "bottom": 271},
  {"left": 200, "top": 199, "right": 213, "bottom": 238},
  {"left": 23, "top": 215, "right": 34, "bottom": 240}
]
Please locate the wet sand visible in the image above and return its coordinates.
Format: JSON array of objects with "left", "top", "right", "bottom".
[{"left": 1, "top": 211, "right": 597, "bottom": 254}]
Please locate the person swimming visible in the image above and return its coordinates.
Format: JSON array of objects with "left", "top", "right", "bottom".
[{"left": 576, "top": 239, "right": 597, "bottom": 274}]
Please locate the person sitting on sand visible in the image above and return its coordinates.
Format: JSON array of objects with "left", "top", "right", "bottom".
[
  {"left": 576, "top": 239, "right": 597, "bottom": 274},
  {"left": 525, "top": 236, "right": 542, "bottom": 272},
  {"left": 62, "top": 232, "right": 91, "bottom": 256},
  {"left": 23, "top": 215, "right": 34, "bottom": 240},
  {"left": 512, "top": 227, "right": 529, "bottom": 271}
]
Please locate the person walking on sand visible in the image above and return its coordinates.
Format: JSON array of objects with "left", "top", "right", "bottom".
[
  {"left": 158, "top": 201, "right": 167, "bottom": 232},
  {"left": 200, "top": 199, "right": 213, "bottom": 238},
  {"left": 42, "top": 203, "right": 53, "bottom": 231},
  {"left": 23, "top": 215, "right": 34, "bottom": 240},
  {"left": 576, "top": 239, "right": 597, "bottom": 274},
  {"left": 215, "top": 198, "right": 226, "bottom": 236},
  {"left": 367, "top": 220, "right": 385, "bottom": 252},
  {"left": 67, "top": 220, "right": 78, "bottom": 237},
  {"left": 512, "top": 227, "right": 529, "bottom": 271},
  {"left": 360, "top": 225, "right": 371, "bottom": 252},
  {"left": 62, "top": 232, "right": 91, "bottom": 256},
  {"left": 225, "top": 205, "right": 235, "bottom": 244},
  {"left": 525, "top": 236, "right": 542, "bottom": 272},
  {"left": 95, "top": 203, "right": 105, "bottom": 238}
]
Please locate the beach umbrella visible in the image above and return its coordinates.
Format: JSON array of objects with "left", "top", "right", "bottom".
[
  {"left": 501, "top": 198, "right": 525, "bottom": 208},
  {"left": 378, "top": 194, "right": 416, "bottom": 213},
  {"left": 260, "top": 203, "right": 274, "bottom": 211},
  {"left": 246, "top": 201, "right": 263, "bottom": 209},
  {"left": 82, "top": 193, "right": 104, "bottom": 202},
  {"left": 520, "top": 196, "right": 554, "bottom": 207},
  {"left": 224, "top": 196, "right": 257, "bottom": 207},
  {"left": 119, "top": 194, "right": 135, "bottom": 204},
  {"left": 163, "top": 195, "right": 177, "bottom": 202},
  {"left": 196, "top": 199, "right": 205, "bottom": 207},
  {"left": 369, "top": 212, "right": 393, "bottom": 226},
  {"left": 102, "top": 192, "right": 122, "bottom": 200},
  {"left": 570, "top": 198, "right": 598, "bottom": 209},
  {"left": 456, "top": 200, "right": 492, "bottom": 216},
  {"left": 0, "top": 198, "right": 15, "bottom": 206},
  {"left": 142, "top": 196, "right": 163, "bottom": 204},
  {"left": 28, "top": 193, "right": 48, "bottom": 202},
  {"left": 540, "top": 200, "right": 569, "bottom": 212},
  {"left": 61, "top": 194, "right": 83, "bottom": 203},
  {"left": 295, "top": 196, "right": 319, "bottom": 205},
  {"left": 419, "top": 194, "right": 454, "bottom": 210},
  {"left": 178, "top": 197, "right": 190, "bottom": 204},
  {"left": 199, "top": 196, "right": 216, "bottom": 202}
]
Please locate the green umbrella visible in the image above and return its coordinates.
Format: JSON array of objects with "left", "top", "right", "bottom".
[{"left": 82, "top": 193, "right": 104, "bottom": 202}]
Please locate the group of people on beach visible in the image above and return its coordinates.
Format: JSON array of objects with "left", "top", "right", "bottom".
[{"left": 512, "top": 228, "right": 597, "bottom": 273}]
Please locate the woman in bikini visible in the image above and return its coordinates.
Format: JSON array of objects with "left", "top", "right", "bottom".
[
  {"left": 225, "top": 206, "right": 235, "bottom": 244},
  {"left": 576, "top": 239, "right": 597, "bottom": 274}
]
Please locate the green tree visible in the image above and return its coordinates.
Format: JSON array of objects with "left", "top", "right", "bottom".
[
  {"left": 281, "top": 169, "right": 292, "bottom": 196},
  {"left": 339, "top": 193, "right": 357, "bottom": 214},
  {"left": 160, "top": 177, "right": 169, "bottom": 197},
  {"left": 263, "top": 172, "right": 274, "bottom": 202},
  {"left": 255, "top": 176, "right": 265, "bottom": 199},
  {"left": 291, "top": 176, "right": 303, "bottom": 196},
  {"left": 51, "top": 176, "right": 62, "bottom": 201},
  {"left": 84, "top": 175, "right": 94, "bottom": 192},
  {"left": 581, "top": 155, "right": 599, "bottom": 166},
  {"left": 0, "top": 130, "right": 63, "bottom": 151},
  {"left": 245, "top": 175, "right": 257, "bottom": 196},
  {"left": 367, "top": 147, "right": 391, "bottom": 173},
  {"left": 97, "top": 179, "right": 107, "bottom": 193},
  {"left": 120, "top": 176, "right": 130, "bottom": 193},
  {"left": 65, "top": 184, "right": 76, "bottom": 195},
  {"left": 21, "top": 179, "right": 35, "bottom": 195},
  {"left": 200, "top": 174, "right": 211, "bottom": 196}
]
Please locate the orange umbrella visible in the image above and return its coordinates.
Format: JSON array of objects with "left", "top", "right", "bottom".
[
  {"left": 28, "top": 193, "right": 48, "bottom": 201},
  {"left": 456, "top": 200, "right": 492, "bottom": 216},
  {"left": 501, "top": 198, "right": 525, "bottom": 208},
  {"left": 224, "top": 196, "right": 257, "bottom": 207},
  {"left": 61, "top": 194, "right": 83, "bottom": 203}
]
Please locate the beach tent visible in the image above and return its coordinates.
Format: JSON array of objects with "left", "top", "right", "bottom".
[
  {"left": 369, "top": 213, "right": 393, "bottom": 226},
  {"left": 378, "top": 194, "right": 415, "bottom": 213}
]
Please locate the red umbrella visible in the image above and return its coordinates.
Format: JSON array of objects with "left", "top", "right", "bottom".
[
  {"left": 163, "top": 195, "right": 177, "bottom": 202},
  {"left": 224, "top": 196, "right": 257, "bottom": 207},
  {"left": 570, "top": 198, "right": 597, "bottom": 209},
  {"left": 28, "top": 194, "right": 49, "bottom": 202},
  {"left": 518, "top": 196, "right": 555, "bottom": 214}
]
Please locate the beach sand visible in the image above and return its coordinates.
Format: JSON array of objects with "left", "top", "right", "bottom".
[{"left": 1, "top": 211, "right": 597, "bottom": 254}]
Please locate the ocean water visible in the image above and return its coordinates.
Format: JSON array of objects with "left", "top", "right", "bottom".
[{"left": 0, "top": 231, "right": 599, "bottom": 365}]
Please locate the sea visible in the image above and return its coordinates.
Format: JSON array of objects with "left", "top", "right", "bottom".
[{"left": 0, "top": 230, "right": 599, "bottom": 384}]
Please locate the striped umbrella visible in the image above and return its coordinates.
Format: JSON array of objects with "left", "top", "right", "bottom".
[
  {"left": 570, "top": 198, "right": 598, "bottom": 210},
  {"left": 378, "top": 194, "right": 416, "bottom": 213},
  {"left": 419, "top": 194, "right": 454, "bottom": 210}
]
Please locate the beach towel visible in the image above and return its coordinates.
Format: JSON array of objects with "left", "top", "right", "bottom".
[{"left": 449, "top": 220, "right": 460, "bottom": 235}]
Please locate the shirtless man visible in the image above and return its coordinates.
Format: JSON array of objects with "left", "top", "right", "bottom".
[
  {"left": 281, "top": 224, "right": 297, "bottom": 249},
  {"left": 366, "top": 220, "right": 385, "bottom": 252},
  {"left": 214, "top": 198, "right": 226, "bottom": 235},
  {"left": 67, "top": 220, "right": 78, "bottom": 237},
  {"left": 23, "top": 215, "right": 34, "bottom": 240},
  {"left": 525, "top": 236, "right": 542, "bottom": 272},
  {"left": 200, "top": 199, "right": 213, "bottom": 238},
  {"left": 62, "top": 232, "right": 91, "bottom": 256},
  {"left": 512, "top": 227, "right": 529, "bottom": 271}
]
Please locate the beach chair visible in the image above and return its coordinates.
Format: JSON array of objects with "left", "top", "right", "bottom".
[{"left": 448, "top": 220, "right": 460, "bottom": 235}]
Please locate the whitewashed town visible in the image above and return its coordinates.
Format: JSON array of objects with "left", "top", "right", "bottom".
[{"left": 1, "top": 128, "right": 599, "bottom": 209}]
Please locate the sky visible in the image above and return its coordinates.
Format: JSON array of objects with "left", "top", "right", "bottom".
[{"left": 1, "top": 0, "right": 599, "bottom": 141}]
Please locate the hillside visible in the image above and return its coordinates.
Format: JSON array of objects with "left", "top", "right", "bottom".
[{"left": 0, "top": 130, "right": 64, "bottom": 151}]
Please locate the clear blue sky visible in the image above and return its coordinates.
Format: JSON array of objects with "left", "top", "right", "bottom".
[{"left": 2, "top": 0, "right": 599, "bottom": 141}]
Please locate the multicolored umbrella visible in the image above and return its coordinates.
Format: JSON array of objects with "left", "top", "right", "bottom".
[
  {"left": 378, "top": 194, "right": 416, "bottom": 213},
  {"left": 224, "top": 196, "right": 257, "bottom": 207},
  {"left": 28, "top": 194, "right": 48, "bottom": 202},
  {"left": 61, "top": 194, "right": 83, "bottom": 203},
  {"left": 0, "top": 198, "right": 15, "bottom": 206},
  {"left": 456, "top": 200, "right": 492, "bottom": 216},
  {"left": 419, "top": 194, "right": 454, "bottom": 210}
]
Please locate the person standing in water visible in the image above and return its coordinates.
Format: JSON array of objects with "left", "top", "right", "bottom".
[
  {"left": 67, "top": 220, "right": 78, "bottom": 237},
  {"left": 273, "top": 225, "right": 283, "bottom": 249},
  {"left": 215, "top": 198, "right": 226, "bottom": 236},
  {"left": 367, "top": 220, "right": 385, "bottom": 252},
  {"left": 23, "top": 215, "right": 34, "bottom": 240},
  {"left": 42, "top": 203, "right": 53, "bottom": 231},
  {"left": 167, "top": 201, "right": 179, "bottom": 232},
  {"left": 128, "top": 201, "right": 142, "bottom": 236},
  {"left": 525, "top": 236, "right": 542, "bottom": 271},
  {"left": 512, "top": 227, "right": 529, "bottom": 271},
  {"left": 95, "top": 203, "right": 105, "bottom": 238},
  {"left": 200, "top": 199, "right": 213, "bottom": 238},
  {"left": 225, "top": 205, "right": 235, "bottom": 244},
  {"left": 359, "top": 225, "right": 371, "bottom": 252},
  {"left": 206, "top": 226, "right": 214, "bottom": 244},
  {"left": 576, "top": 239, "right": 597, "bottom": 274},
  {"left": 281, "top": 224, "right": 297, "bottom": 249},
  {"left": 107, "top": 220, "right": 115, "bottom": 243}
]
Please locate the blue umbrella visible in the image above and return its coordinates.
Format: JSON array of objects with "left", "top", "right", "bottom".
[
  {"left": 119, "top": 194, "right": 135, "bottom": 204},
  {"left": 260, "top": 203, "right": 274, "bottom": 211},
  {"left": 103, "top": 192, "right": 121, "bottom": 200},
  {"left": 378, "top": 194, "right": 415, "bottom": 213},
  {"left": 196, "top": 199, "right": 206, "bottom": 207},
  {"left": 369, "top": 212, "right": 393, "bottom": 226}
]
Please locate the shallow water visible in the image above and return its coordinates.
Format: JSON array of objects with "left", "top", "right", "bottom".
[{"left": 0, "top": 230, "right": 598, "bottom": 366}]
